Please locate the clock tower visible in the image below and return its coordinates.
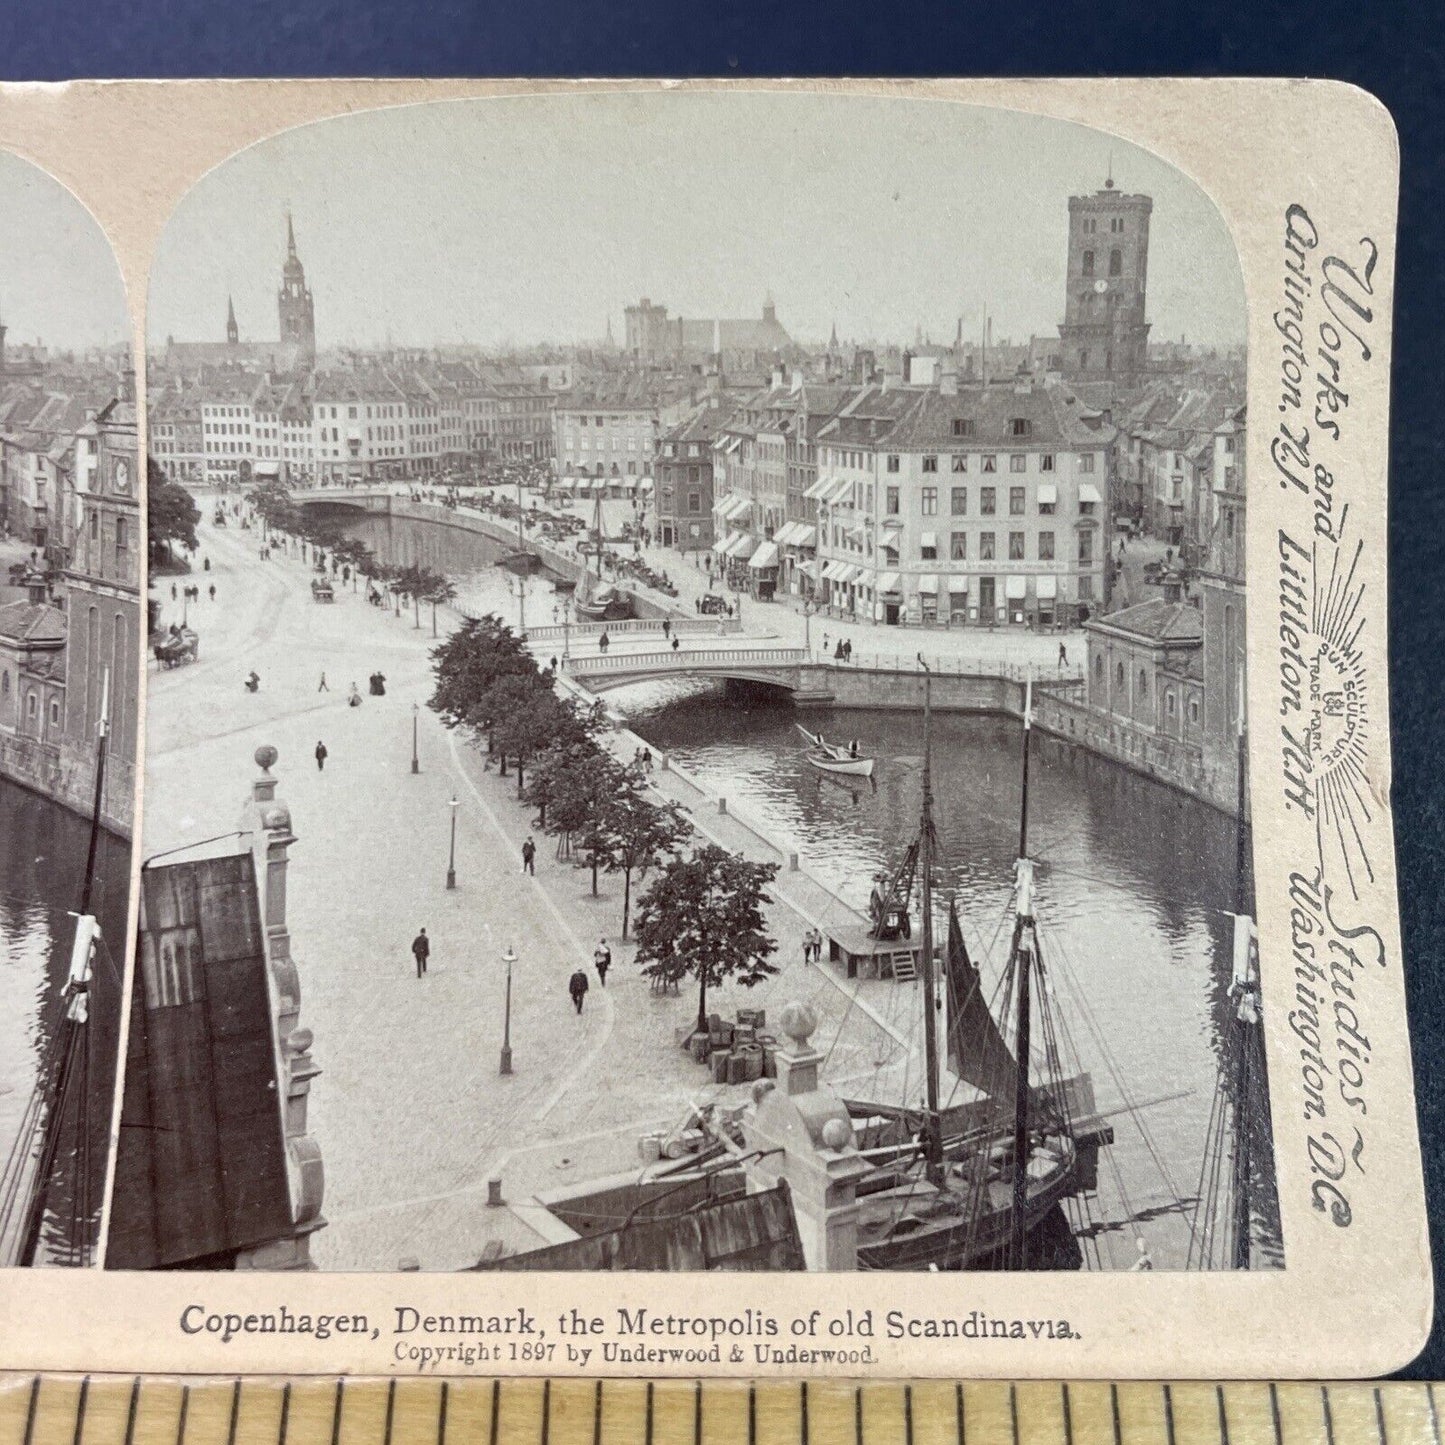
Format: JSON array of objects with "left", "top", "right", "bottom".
[
  {"left": 277, "top": 211, "right": 316, "bottom": 370},
  {"left": 1058, "top": 180, "right": 1152, "bottom": 385}
]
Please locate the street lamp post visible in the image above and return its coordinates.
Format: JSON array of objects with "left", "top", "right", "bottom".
[
  {"left": 445, "top": 795, "right": 459, "bottom": 890},
  {"left": 411, "top": 703, "right": 420, "bottom": 775},
  {"left": 803, "top": 598, "right": 815, "bottom": 654},
  {"left": 499, "top": 944, "right": 516, "bottom": 1075}
]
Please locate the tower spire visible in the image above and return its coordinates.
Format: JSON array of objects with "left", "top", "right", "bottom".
[
  {"left": 286, "top": 209, "right": 298, "bottom": 259},
  {"left": 226, "top": 295, "right": 238, "bottom": 345}
]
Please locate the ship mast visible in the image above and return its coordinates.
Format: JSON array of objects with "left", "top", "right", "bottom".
[
  {"left": 916, "top": 657, "right": 944, "bottom": 1185},
  {"left": 1230, "top": 665, "right": 1253, "bottom": 1270},
  {"left": 18, "top": 667, "right": 108, "bottom": 1266},
  {"left": 1009, "top": 673, "right": 1037, "bottom": 1269}
]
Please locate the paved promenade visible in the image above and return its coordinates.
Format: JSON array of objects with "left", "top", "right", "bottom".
[{"left": 144, "top": 517, "right": 932, "bottom": 1269}]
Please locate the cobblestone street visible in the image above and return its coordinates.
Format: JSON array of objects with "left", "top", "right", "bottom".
[{"left": 144, "top": 513, "right": 927, "bottom": 1269}]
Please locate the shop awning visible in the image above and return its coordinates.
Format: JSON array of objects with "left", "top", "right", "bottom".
[
  {"left": 1006, "top": 576, "right": 1029, "bottom": 600},
  {"left": 790, "top": 524, "right": 816, "bottom": 547},
  {"left": 803, "top": 476, "right": 833, "bottom": 500},
  {"left": 727, "top": 533, "right": 759, "bottom": 561},
  {"left": 713, "top": 532, "right": 739, "bottom": 555},
  {"left": 773, "top": 522, "right": 801, "bottom": 545},
  {"left": 1036, "top": 575, "right": 1059, "bottom": 600},
  {"left": 637, "top": 476, "right": 654, "bottom": 490},
  {"left": 847, "top": 523, "right": 868, "bottom": 542},
  {"left": 1079, "top": 482, "right": 1103, "bottom": 504},
  {"left": 798, "top": 560, "right": 820, "bottom": 579},
  {"left": 822, "top": 476, "right": 853, "bottom": 504},
  {"left": 836, "top": 564, "right": 862, "bottom": 585},
  {"left": 621, "top": 477, "right": 638, "bottom": 489},
  {"left": 748, "top": 541, "right": 780, "bottom": 570},
  {"left": 722, "top": 436, "right": 742, "bottom": 454},
  {"left": 916, "top": 574, "right": 939, "bottom": 594},
  {"left": 1037, "top": 482, "right": 1058, "bottom": 505},
  {"left": 876, "top": 572, "right": 901, "bottom": 594},
  {"left": 946, "top": 578, "right": 969, "bottom": 594},
  {"left": 920, "top": 530, "right": 938, "bottom": 551}
]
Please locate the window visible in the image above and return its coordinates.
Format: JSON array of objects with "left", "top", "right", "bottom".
[
  {"left": 1138, "top": 669, "right": 1149, "bottom": 700},
  {"left": 1039, "top": 496, "right": 1056, "bottom": 516},
  {"left": 1224, "top": 509, "right": 1235, "bottom": 540},
  {"left": 980, "top": 531, "right": 996, "bottom": 560},
  {"left": 116, "top": 517, "right": 128, "bottom": 551},
  {"left": 950, "top": 531, "right": 967, "bottom": 560},
  {"left": 1082, "top": 250, "right": 1095, "bottom": 276},
  {"left": 1080, "top": 499, "right": 1097, "bottom": 517},
  {"left": 1079, "top": 532, "right": 1094, "bottom": 565},
  {"left": 688, "top": 492, "right": 701, "bottom": 514},
  {"left": 1040, "top": 454, "right": 1055, "bottom": 472},
  {"left": 921, "top": 487, "right": 938, "bottom": 516},
  {"left": 1189, "top": 697, "right": 1200, "bottom": 723},
  {"left": 1039, "top": 531, "right": 1055, "bottom": 560},
  {"left": 951, "top": 454, "right": 967, "bottom": 473},
  {"left": 49, "top": 699, "right": 59, "bottom": 726},
  {"left": 982, "top": 454, "right": 997, "bottom": 473},
  {"left": 1166, "top": 691, "right": 1177, "bottom": 717},
  {"left": 1109, "top": 249, "right": 1123, "bottom": 276},
  {"left": 886, "top": 486, "right": 900, "bottom": 515},
  {"left": 1009, "top": 454, "right": 1026, "bottom": 474},
  {"left": 1116, "top": 661, "right": 1125, "bottom": 688},
  {"left": 1079, "top": 453, "right": 1095, "bottom": 473},
  {"left": 980, "top": 486, "right": 996, "bottom": 515},
  {"left": 920, "top": 537, "right": 938, "bottom": 561},
  {"left": 89, "top": 512, "right": 98, "bottom": 540},
  {"left": 951, "top": 486, "right": 967, "bottom": 516},
  {"left": 1010, "top": 419, "right": 1032, "bottom": 438},
  {"left": 1009, "top": 487, "right": 1025, "bottom": 515},
  {"left": 951, "top": 418, "right": 975, "bottom": 438},
  {"left": 1009, "top": 532, "right": 1025, "bottom": 561},
  {"left": 922, "top": 455, "right": 938, "bottom": 473},
  {"left": 886, "top": 454, "right": 900, "bottom": 472}
]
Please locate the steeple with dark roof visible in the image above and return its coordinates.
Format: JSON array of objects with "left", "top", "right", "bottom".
[
  {"left": 226, "top": 296, "right": 238, "bottom": 345},
  {"left": 277, "top": 211, "right": 316, "bottom": 369}
]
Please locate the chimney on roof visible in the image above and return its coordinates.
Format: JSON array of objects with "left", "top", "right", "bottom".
[
  {"left": 25, "top": 569, "right": 46, "bottom": 606},
  {"left": 939, "top": 356, "right": 958, "bottom": 396}
]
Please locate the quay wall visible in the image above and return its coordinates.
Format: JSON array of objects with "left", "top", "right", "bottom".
[
  {"left": 0, "top": 731, "right": 134, "bottom": 839},
  {"left": 364, "top": 499, "right": 1238, "bottom": 818}
]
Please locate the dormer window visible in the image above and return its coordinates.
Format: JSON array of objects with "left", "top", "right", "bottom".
[
  {"left": 1009, "top": 418, "right": 1032, "bottom": 438},
  {"left": 951, "top": 418, "right": 975, "bottom": 438}
]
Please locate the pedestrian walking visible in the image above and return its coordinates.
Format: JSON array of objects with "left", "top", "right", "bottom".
[
  {"left": 521, "top": 835, "right": 536, "bottom": 875},
  {"left": 170, "top": 583, "right": 177, "bottom": 601},
  {"left": 1058, "top": 642, "right": 1068, "bottom": 668},
  {"left": 203, "top": 556, "right": 210, "bottom": 571},
  {"left": 314, "top": 740, "right": 328, "bottom": 772},
  {"left": 642, "top": 746, "right": 654, "bottom": 773},
  {"left": 594, "top": 938, "right": 612, "bottom": 986},
  {"left": 411, "top": 927, "right": 430, "bottom": 979},
  {"left": 599, "top": 630, "right": 610, "bottom": 653},
  {"left": 822, "top": 632, "right": 830, "bottom": 655},
  {"left": 662, "top": 619, "right": 671, "bottom": 640},
  {"left": 208, "top": 584, "right": 216, "bottom": 602},
  {"left": 569, "top": 967, "right": 590, "bottom": 1014},
  {"left": 671, "top": 635, "right": 680, "bottom": 652},
  {"left": 843, "top": 639, "right": 853, "bottom": 661},
  {"left": 318, "top": 672, "right": 330, "bottom": 692}
]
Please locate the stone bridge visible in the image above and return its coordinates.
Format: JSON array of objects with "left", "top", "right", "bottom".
[
  {"left": 562, "top": 645, "right": 833, "bottom": 702},
  {"left": 290, "top": 487, "right": 395, "bottom": 515}
]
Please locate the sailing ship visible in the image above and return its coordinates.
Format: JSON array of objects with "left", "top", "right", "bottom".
[
  {"left": 838, "top": 662, "right": 1112, "bottom": 1270},
  {"left": 0, "top": 671, "right": 111, "bottom": 1267},
  {"left": 795, "top": 724, "right": 876, "bottom": 779}
]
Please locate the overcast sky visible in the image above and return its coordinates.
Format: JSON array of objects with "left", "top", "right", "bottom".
[
  {"left": 0, "top": 151, "right": 129, "bottom": 351},
  {"left": 150, "top": 92, "right": 1246, "bottom": 352}
]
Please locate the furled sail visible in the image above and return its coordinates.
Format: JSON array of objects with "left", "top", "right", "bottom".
[{"left": 944, "top": 899, "right": 1016, "bottom": 1100}]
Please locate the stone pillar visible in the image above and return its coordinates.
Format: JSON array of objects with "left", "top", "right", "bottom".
[
  {"left": 742, "top": 1002, "right": 873, "bottom": 1270},
  {"left": 237, "top": 746, "right": 325, "bottom": 1268}
]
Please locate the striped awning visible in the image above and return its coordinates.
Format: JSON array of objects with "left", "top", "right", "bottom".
[
  {"left": 748, "top": 541, "right": 780, "bottom": 570},
  {"left": 725, "top": 533, "right": 759, "bottom": 560},
  {"left": 802, "top": 476, "right": 833, "bottom": 500},
  {"left": 713, "top": 532, "right": 739, "bottom": 555},
  {"left": 876, "top": 572, "right": 901, "bottom": 593}
]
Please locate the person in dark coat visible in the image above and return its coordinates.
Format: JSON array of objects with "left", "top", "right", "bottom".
[
  {"left": 521, "top": 835, "right": 536, "bottom": 874},
  {"left": 315, "top": 740, "right": 328, "bottom": 772},
  {"left": 412, "top": 928, "right": 430, "bottom": 979},
  {"left": 594, "top": 939, "right": 611, "bottom": 986},
  {"left": 598, "top": 630, "right": 610, "bottom": 653},
  {"left": 569, "top": 968, "right": 590, "bottom": 1014}
]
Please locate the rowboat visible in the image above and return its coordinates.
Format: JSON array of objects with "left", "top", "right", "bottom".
[
  {"left": 796, "top": 724, "right": 875, "bottom": 777},
  {"left": 805, "top": 749, "right": 875, "bottom": 779}
]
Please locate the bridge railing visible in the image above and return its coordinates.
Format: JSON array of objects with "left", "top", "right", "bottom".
[
  {"left": 565, "top": 646, "right": 809, "bottom": 672},
  {"left": 525, "top": 617, "right": 742, "bottom": 643}
]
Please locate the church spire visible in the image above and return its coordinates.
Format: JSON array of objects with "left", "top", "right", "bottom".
[
  {"left": 829, "top": 319, "right": 839, "bottom": 351},
  {"left": 226, "top": 295, "right": 238, "bottom": 345},
  {"left": 286, "top": 209, "right": 298, "bottom": 259}
]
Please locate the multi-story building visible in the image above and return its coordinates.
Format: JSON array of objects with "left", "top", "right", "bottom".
[
  {"left": 554, "top": 376, "right": 690, "bottom": 480},
  {"left": 64, "top": 400, "right": 141, "bottom": 791},
  {"left": 622, "top": 296, "right": 795, "bottom": 371},
  {"left": 1058, "top": 182, "right": 1152, "bottom": 386},
  {"left": 149, "top": 390, "right": 205, "bottom": 484},
  {"left": 809, "top": 372, "right": 1113, "bottom": 629},
  {"left": 654, "top": 400, "right": 733, "bottom": 552},
  {"left": 200, "top": 377, "right": 258, "bottom": 487},
  {"left": 0, "top": 572, "right": 67, "bottom": 745}
]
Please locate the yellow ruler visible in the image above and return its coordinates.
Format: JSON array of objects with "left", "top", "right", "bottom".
[{"left": 0, "top": 1379, "right": 1439, "bottom": 1445}]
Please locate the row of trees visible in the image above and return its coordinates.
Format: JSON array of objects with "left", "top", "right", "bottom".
[
  {"left": 429, "top": 614, "right": 779, "bottom": 1032},
  {"left": 246, "top": 480, "right": 458, "bottom": 634}
]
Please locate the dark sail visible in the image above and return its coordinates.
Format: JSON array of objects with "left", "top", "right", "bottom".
[{"left": 944, "top": 899, "right": 1016, "bottom": 1100}]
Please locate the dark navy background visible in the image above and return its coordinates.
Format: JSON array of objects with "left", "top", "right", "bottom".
[{"left": 1, "top": 0, "right": 1441, "bottom": 1376}]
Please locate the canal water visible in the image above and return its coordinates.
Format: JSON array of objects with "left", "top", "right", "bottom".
[
  {"left": 340, "top": 512, "right": 1283, "bottom": 1272},
  {"left": 0, "top": 778, "right": 129, "bottom": 1265}
]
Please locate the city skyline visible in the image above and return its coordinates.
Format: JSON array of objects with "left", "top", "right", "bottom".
[
  {"left": 0, "top": 151, "right": 130, "bottom": 352},
  {"left": 149, "top": 93, "right": 1246, "bottom": 354}
]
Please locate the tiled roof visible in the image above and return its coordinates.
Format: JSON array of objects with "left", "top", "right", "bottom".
[
  {"left": 0, "top": 600, "right": 67, "bottom": 646},
  {"left": 1091, "top": 598, "right": 1203, "bottom": 645}
]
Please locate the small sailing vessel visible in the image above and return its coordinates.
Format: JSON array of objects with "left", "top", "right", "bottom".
[
  {"left": 795, "top": 723, "right": 876, "bottom": 779},
  {"left": 844, "top": 662, "right": 1112, "bottom": 1270},
  {"left": 575, "top": 586, "right": 635, "bottom": 622}
]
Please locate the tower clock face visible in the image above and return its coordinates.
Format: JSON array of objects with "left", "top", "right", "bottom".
[
  {"left": 113, "top": 458, "right": 130, "bottom": 491},
  {"left": 1093, "top": 279, "right": 1108, "bottom": 294}
]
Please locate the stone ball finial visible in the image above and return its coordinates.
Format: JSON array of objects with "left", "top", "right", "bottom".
[
  {"left": 780, "top": 1000, "right": 818, "bottom": 1046},
  {"left": 255, "top": 744, "right": 279, "bottom": 772},
  {"left": 821, "top": 1117, "right": 852, "bottom": 1152}
]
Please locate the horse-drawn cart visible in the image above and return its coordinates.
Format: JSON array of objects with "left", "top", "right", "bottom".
[
  {"left": 152, "top": 626, "right": 199, "bottom": 668},
  {"left": 310, "top": 577, "right": 335, "bottom": 603}
]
